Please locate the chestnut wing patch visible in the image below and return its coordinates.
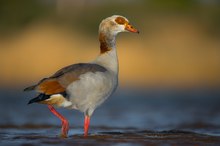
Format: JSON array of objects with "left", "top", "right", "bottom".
[
  {"left": 37, "top": 79, "right": 65, "bottom": 95},
  {"left": 25, "top": 63, "right": 107, "bottom": 95}
]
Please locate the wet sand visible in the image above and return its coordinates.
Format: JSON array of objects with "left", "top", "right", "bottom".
[{"left": 0, "top": 87, "right": 220, "bottom": 145}]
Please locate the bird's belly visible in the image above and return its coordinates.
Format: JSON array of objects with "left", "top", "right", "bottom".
[{"left": 66, "top": 71, "right": 117, "bottom": 114}]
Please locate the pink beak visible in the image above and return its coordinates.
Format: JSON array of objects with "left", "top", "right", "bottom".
[{"left": 125, "top": 24, "right": 139, "bottom": 33}]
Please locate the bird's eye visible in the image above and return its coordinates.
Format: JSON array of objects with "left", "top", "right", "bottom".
[{"left": 115, "top": 17, "right": 126, "bottom": 25}]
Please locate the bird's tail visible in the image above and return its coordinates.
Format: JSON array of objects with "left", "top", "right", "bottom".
[{"left": 28, "top": 94, "right": 50, "bottom": 104}]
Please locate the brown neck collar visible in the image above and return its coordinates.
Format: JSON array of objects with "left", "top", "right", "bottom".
[{"left": 99, "top": 32, "right": 112, "bottom": 54}]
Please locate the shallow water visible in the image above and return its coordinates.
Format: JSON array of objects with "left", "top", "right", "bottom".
[
  {"left": 1, "top": 126, "right": 220, "bottom": 146},
  {"left": 0, "top": 87, "right": 220, "bottom": 145}
]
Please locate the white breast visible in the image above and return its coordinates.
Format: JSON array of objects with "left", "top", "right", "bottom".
[{"left": 66, "top": 70, "right": 118, "bottom": 116}]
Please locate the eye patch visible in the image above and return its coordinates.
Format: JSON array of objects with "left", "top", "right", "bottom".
[{"left": 115, "top": 17, "right": 128, "bottom": 25}]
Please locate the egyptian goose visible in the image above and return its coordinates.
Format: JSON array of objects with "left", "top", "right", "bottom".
[{"left": 24, "top": 15, "right": 139, "bottom": 138}]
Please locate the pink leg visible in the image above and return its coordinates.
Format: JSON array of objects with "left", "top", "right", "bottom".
[
  {"left": 48, "top": 105, "right": 69, "bottom": 138},
  {"left": 84, "top": 115, "right": 90, "bottom": 137}
]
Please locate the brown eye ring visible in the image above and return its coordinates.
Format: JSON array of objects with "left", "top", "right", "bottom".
[{"left": 115, "top": 17, "right": 127, "bottom": 25}]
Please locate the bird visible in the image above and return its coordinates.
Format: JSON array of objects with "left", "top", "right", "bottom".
[{"left": 24, "top": 15, "right": 139, "bottom": 138}]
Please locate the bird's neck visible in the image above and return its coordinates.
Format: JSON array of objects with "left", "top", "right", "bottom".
[
  {"left": 99, "top": 32, "right": 116, "bottom": 54},
  {"left": 94, "top": 32, "right": 118, "bottom": 74}
]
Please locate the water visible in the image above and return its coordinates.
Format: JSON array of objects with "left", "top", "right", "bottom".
[{"left": 0, "top": 86, "right": 220, "bottom": 145}]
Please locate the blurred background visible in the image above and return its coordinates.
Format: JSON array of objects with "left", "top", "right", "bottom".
[
  {"left": 1, "top": 0, "right": 220, "bottom": 87},
  {"left": 0, "top": 0, "right": 220, "bottom": 137}
]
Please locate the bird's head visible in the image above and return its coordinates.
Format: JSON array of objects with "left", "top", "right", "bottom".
[{"left": 99, "top": 15, "right": 139, "bottom": 36}]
